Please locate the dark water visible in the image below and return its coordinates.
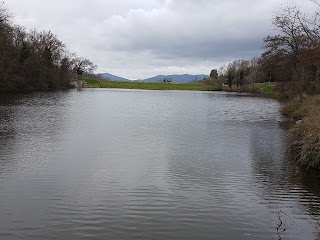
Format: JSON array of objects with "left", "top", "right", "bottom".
[{"left": 0, "top": 89, "right": 320, "bottom": 240}]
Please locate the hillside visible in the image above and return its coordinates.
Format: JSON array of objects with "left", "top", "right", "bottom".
[
  {"left": 141, "top": 74, "right": 208, "bottom": 83},
  {"left": 97, "top": 73, "right": 130, "bottom": 81},
  {"left": 98, "top": 73, "right": 208, "bottom": 83}
]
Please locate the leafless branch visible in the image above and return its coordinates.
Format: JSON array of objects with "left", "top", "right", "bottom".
[{"left": 276, "top": 211, "right": 295, "bottom": 240}]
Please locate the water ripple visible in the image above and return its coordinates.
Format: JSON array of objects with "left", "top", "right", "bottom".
[{"left": 0, "top": 90, "right": 319, "bottom": 240}]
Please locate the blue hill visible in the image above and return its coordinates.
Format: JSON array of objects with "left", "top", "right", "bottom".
[
  {"left": 97, "top": 73, "right": 208, "bottom": 83},
  {"left": 98, "top": 73, "right": 130, "bottom": 81},
  {"left": 142, "top": 74, "right": 208, "bottom": 83}
]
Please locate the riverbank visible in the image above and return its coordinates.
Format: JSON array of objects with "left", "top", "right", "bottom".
[
  {"left": 83, "top": 79, "right": 279, "bottom": 96},
  {"left": 282, "top": 95, "right": 320, "bottom": 169},
  {"left": 84, "top": 79, "right": 220, "bottom": 91}
]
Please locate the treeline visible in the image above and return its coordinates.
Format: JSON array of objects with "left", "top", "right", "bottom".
[
  {"left": 209, "top": 1, "right": 320, "bottom": 97},
  {"left": 0, "top": 4, "right": 96, "bottom": 92}
]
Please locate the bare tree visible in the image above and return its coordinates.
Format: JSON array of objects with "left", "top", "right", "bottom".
[
  {"left": 28, "top": 30, "right": 65, "bottom": 65},
  {"left": 246, "top": 58, "right": 260, "bottom": 85},
  {"left": 210, "top": 69, "right": 218, "bottom": 79},
  {"left": 72, "top": 57, "right": 97, "bottom": 78},
  {"left": 226, "top": 62, "right": 237, "bottom": 89},
  {"left": 263, "top": 2, "right": 320, "bottom": 97},
  {"left": 0, "top": 3, "right": 97, "bottom": 91},
  {"left": 0, "top": 2, "right": 11, "bottom": 24}
]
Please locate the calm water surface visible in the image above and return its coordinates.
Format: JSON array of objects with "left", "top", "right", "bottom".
[{"left": 0, "top": 89, "right": 320, "bottom": 240}]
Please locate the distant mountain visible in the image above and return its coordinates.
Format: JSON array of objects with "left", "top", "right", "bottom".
[
  {"left": 98, "top": 73, "right": 130, "bottom": 82},
  {"left": 97, "top": 73, "right": 208, "bottom": 83},
  {"left": 142, "top": 74, "right": 208, "bottom": 83}
]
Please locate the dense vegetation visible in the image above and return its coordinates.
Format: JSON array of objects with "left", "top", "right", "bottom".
[
  {"left": 282, "top": 95, "right": 320, "bottom": 168},
  {"left": 0, "top": 4, "right": 96, "bottom": 92},
  {"left": 267, "top": 2, "right": 320, "bottom": 169}
]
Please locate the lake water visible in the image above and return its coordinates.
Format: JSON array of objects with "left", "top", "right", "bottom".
[{"left": 0, "top": 89, "right": 320, "bottom": 240}]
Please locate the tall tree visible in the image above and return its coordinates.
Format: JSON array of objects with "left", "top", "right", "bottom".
[{"left": 263, "top": 2, "right": 320, "bottom": 97}]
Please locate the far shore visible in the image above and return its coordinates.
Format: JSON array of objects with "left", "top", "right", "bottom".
[
  {"left": 83, "top": 79, "right": 220, "bottom": 91},
  {"left": 83, "top": 79, "right": 278, "bottom": 96}
]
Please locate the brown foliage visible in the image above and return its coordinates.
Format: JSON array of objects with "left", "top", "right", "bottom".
[
  {"left": 0, "top": 4, "right": 96, "bottom": 92},
  {"left": 263, "top": 2, "right": 320, "bottom": 96}
]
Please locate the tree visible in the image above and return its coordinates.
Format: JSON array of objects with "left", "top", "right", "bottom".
[
  {"left": 0, "top": 2, "right": 10, "bottom": 24},
  {"left": 19, "top": 41, "right": 30, "bottom": 64},
  {"left": 226, "top": 62, "right": 237, "bottom": 89},
  {"left": 210, "top": 69, "right": 218, "bottom": 79},
  {"left": 72, "top": 57, "right": 96, "bottom": 78},
  {"left": 263, "top": 2, "right": 320, "bottom": 97},
  {"left": 0, "top": 3, "right": 96, "bottom": 92},
  {"left": 28, "top": 30, "right": 65, "bottom": 65}
]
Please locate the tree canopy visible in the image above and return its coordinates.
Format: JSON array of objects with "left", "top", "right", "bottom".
[{"left": 0, "top": 4, "right": 96, "bottom": 92}]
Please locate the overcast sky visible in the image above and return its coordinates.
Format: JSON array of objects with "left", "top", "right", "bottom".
[{"left": 5, "top": 0, "right": 314, "bottom": 79}]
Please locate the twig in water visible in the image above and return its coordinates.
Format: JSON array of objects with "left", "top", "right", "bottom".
[{"left": 276, "top": 210, "right": 295, "bottom": 240}]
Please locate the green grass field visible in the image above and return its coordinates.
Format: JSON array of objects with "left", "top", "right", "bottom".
[{"left": 84, "top": 79, "right": 220, "bottom": 91}]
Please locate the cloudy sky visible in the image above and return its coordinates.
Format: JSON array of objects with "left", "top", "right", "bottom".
[{"left": 5, "top": 0, "right": 313, "bottom": 79}]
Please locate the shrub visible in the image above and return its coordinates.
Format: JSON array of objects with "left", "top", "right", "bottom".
[{"left": 283, "top": 96, "right": 320, "bottom": 169}]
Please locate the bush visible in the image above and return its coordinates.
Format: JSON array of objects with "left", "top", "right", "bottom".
[{"left": 283, "top": 96, "right": 320, "bottom": 169}]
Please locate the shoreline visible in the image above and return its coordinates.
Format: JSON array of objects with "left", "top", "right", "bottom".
[
  {"left": 83, "top": 79, "right": 220, "bottom": 91},
  {"left": 83, "top": 79, "right": 279, "bottom": 97},
  {"left": 281, "top": 96, "right": 320, "bottom": 169}
]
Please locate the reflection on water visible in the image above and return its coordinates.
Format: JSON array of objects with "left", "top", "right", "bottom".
[
  {"left": 0, "top": 89, "right": 320, "bottom": 240},
  {"left": 250, "top": 121, "right": 320, "bottom": 238},
  {"left": 0, "top": 95, "right": 17, "bottom": 176}
]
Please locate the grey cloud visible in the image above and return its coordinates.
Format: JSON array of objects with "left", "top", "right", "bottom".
[
  {"left": 5, "top": 0, "right": 311, "bottom": 78},
  {"left": 96, "top": 0, "right": 275, "bottom": 60}
]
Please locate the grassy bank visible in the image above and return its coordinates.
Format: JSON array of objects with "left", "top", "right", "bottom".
[
  {"left": 282, "top": 95, "right": 320, "bottom": 169},
  {"left": 84, "top": 79, "right": 280, "bottom": 95},
  {"left": 223, "top": 84, "right": 279, "bottom": 98},
  {"left": 84, "top": 79, "right": 220, "bottom": 91}
]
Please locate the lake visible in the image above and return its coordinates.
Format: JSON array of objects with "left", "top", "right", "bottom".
[{"left": 0, "top": 89, "right": 320, "bottom": 240}]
